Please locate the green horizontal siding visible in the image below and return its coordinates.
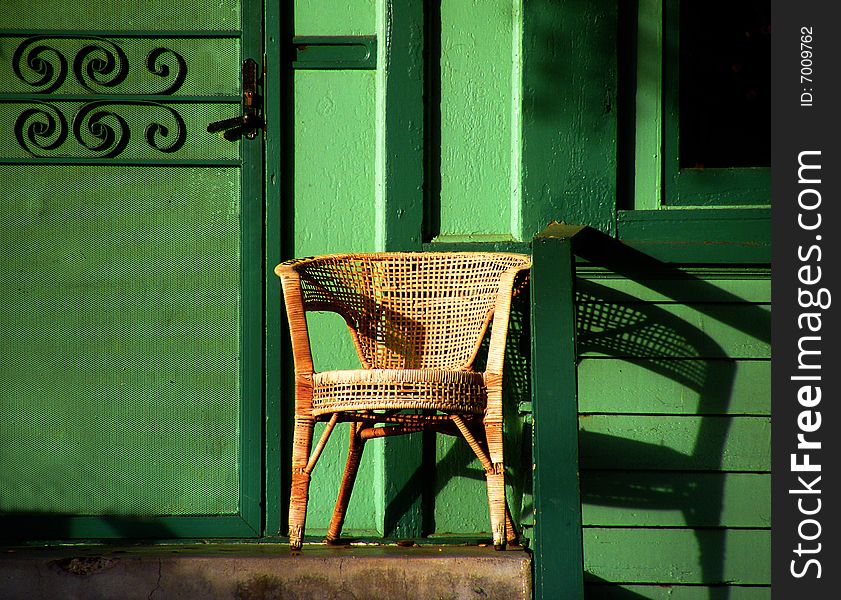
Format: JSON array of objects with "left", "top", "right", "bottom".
[
  {"left": 577, "top": 303, "right": 771, "bottom": 359},
  {"left": 581, "top": 472, "right": 770, "bottom": 528},
  {"left": 575, "top": 269, "right": 770, "bottom": 597},
  {"left": 579, "top": 359, "right": 770, "bottom": 415},
  {"left": 616, "top": 209, "right": 771, "bottom": 264},
  {"left": 583, "top": 528, "right": 771, "bottom": 585},
  {"left": 579, "top": 415, "right": 770, "bottom": 471},
  {"left": 584, "top": 584, "right": 770, "bottom": 600},
  {"left": 577, "top": 271, "right": 770, "bottom": 303}
]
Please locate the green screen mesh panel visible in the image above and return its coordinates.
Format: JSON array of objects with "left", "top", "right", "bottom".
[
  {"left": 0, "top": 1, "right": 240, "bottom": 31},
  {"left": 0, "top": 165, "right": 241, "bottom": 516}
]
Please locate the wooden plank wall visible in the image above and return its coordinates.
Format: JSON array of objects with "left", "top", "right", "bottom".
[{"left": 575, "top": 268, "right": 771, "bottom": 599}]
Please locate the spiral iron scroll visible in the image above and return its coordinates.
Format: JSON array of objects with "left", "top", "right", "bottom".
[
  {"left": 15, "top": 101, "right": 186, "bottom": 158},
  {"left": 11, "top": 36, "right": 189, "bottom": 158},
  {"left": 12, "top": 36, "right": 187, "bottom": 94},
  {"left": 14, "top": 102, "right": 68, "bottom": 153}
]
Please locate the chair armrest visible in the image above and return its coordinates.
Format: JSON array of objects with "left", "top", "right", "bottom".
[
  {"left": 275, "top": 266, "right": 314, "bottom": 379},
  {"left": 485, "top": 262, "right": 531, "bottom": 376}
]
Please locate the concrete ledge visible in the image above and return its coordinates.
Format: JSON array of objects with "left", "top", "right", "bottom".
[{"left": 0, "top": 544, "right": 532, "bottom": 600}]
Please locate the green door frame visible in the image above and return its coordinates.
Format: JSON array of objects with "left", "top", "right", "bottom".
[{"left": 262, "top": 0, "right": 284, "bottom": 538}]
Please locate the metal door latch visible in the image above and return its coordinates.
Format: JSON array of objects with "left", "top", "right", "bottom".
[{"left": 207, "top": 58, "right": 264, "bottom": 141}]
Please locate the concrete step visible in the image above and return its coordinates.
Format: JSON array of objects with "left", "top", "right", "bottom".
[{"left": 1, "top": 543, "right": 532, "bottom": 600}]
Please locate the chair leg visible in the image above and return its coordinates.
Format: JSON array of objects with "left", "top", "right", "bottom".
[
  {"left": 452, "top": 415, "right": 511, "bottom": 550},
  {"left": 484, "top": 421, "right": 507, "bottom": 549},
  {"left": 326, "top": 421, "right": 366, "bottom": 544},
  {"left": 504, "top": 499, "right": 519, "bottom": 545},
  {"left": 288, "top": 416, "right": 315, "bottom": 551}
]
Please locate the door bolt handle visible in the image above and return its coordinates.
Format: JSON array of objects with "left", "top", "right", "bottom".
[
  {"left": 207, "top": 58, "right": 263, "bottom": 141},
  {"left": 207, "top": 115, "right": 245, "bottom": 134}
]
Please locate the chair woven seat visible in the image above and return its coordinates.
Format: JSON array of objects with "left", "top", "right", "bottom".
[
  {"left": 312, "top": 369, "right": 488, "bottom": 416},
  {"left": 276, "top": 252, "right": 531, "bottom": 550}
]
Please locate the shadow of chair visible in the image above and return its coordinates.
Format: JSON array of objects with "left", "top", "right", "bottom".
[{"left": 575, "top": 279, "right": 766, "bottom": 600}]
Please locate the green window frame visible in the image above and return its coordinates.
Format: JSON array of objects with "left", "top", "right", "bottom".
[
  {"left": 617, "top": 0, "right": 770, "bottom": 261},
  {"left": 661, "top": 0, "right": 770, "bottom": 207}
]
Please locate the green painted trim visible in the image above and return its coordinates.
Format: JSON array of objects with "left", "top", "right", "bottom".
[
  {"left": 633, "top": 0, "right": 662, "bottom": 211},
  {"left": 521, "top": 1, "right": 618, "bottom": 237},
  {"left": 275, "top": 0, "right": 295, "bottom": 542},
  {"left": 262, "top": 0, "right": 283, "bottom": 539},
  {"left": 617, "top": 208, "right": 770, "bottom": 263},
  {"left": 661, "top": 0, "right": 770, "bottom": 207},
  {"left": 666, "top": 168, "right": 771, "bottom": 207},
  {"left": 236, "top": 0, "right": 266, "bottom": 536},
  {"left": 509, "top": 0, "right": 524, "bottom": 239},
  {"left": 292, "top": 36, "right": 377, "bottom": 70},
  {"left": 0, "top": 516, "right": 257, "bottom": 540},
  {"left": 422, "top": 241, "right": 531, "bottom": 254},
  {"left": 430, "top": 234, "right": 518, "bottom": 244},
  {"left": 377, "top": 0, "right": 425, "bottom": 539},
  {"left": 531, "top": 224, "right": 585, "bottom": 600}
]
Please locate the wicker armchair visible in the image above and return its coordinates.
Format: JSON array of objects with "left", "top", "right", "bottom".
[{"left": 275, "top": 252, "right": 531, "bottom": 550}]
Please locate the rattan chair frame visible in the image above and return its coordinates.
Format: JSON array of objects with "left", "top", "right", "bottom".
[{"left": 275, "top": 252, "right": 531, "bottom": 550}]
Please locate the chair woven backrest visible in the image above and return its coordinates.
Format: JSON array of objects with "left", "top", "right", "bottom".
[{"left": 287, "top": 252, "right": 529, "bottom": 370}]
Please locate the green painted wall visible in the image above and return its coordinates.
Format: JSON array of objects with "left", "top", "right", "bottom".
[
  {"left": 281, "top": 13, "right": 774, "bottom": 593},
  {"left": 1, "top": 11, "right": 774, "bottom": 600},
  {"left": 435, "top": 0, "right": 519, "bottom": 240},
  {"left": 294, "top": 0, "right": 376, "bottom": 36},
  {"left": 290, "top": 67, "right": 382, "bottom": 535}
]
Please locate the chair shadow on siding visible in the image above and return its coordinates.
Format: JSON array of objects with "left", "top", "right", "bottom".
[
  {"left": 569, "top": 230, "right": 770, "bottom": 600},
  {"left": 576, "top": 283, "right": 739, "bottom": 600}
]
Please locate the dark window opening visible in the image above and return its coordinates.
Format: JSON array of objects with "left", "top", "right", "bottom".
[{"left": 678, "top": 0, "right": 771, "bottom": 169}]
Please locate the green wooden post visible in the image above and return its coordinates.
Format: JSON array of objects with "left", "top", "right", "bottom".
[{"left": 531, "top": 224, "right": 585, "bottom": 599}]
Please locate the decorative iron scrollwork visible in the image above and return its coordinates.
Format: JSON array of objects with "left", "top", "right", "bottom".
[
  {"left": 145, "top": 47, "right": 188, "bottom": 95},
  {"left": 15, "top": 101, "right": 186, "bottom": 158},
  {"left": 12, "top": 41, "right": 68, "bottom": 94},
  {"left": 141, "top": 103, "right": 186, "bottom": 154},
  {"left": 14, "top": 102, "right": 68, "bottom": 152},
  {"left": 72, "top": 102, "right": 130, "bottom": 157},
  {"left": 73, "top": 42, "right": 129, "bottom": 91},
  {"left": 9, "top": 36, "right": 191, "bottom": 158},
  {"left": 11, "top": 36, "right": 187, "bottom": 95}
]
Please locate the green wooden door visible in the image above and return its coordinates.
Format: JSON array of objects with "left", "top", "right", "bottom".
[{"left": 0, "top": 0, "right": 264, "bottom": 538}]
